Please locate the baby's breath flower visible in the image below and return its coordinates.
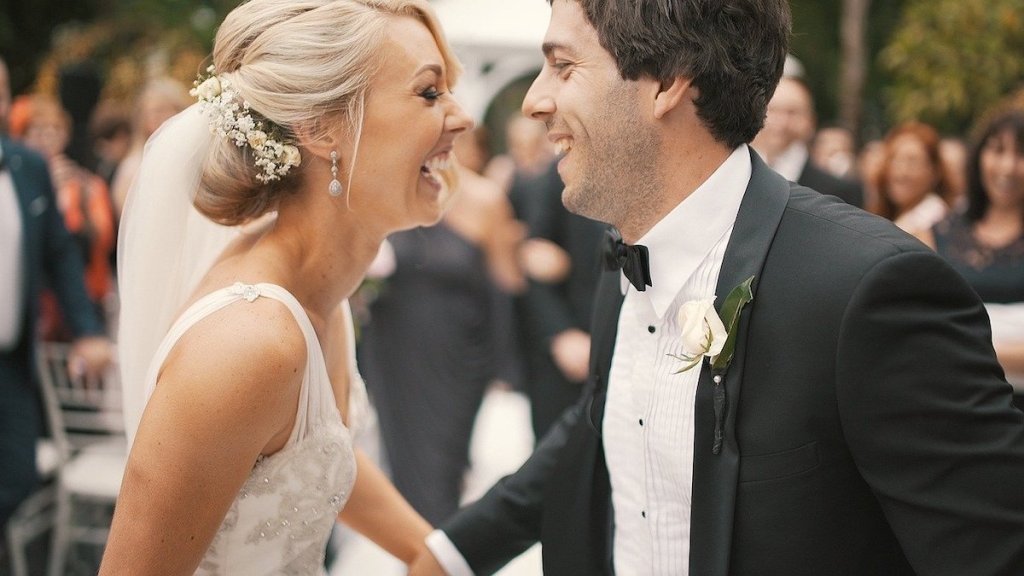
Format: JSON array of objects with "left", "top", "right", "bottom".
[{"left": 191, "top": 68, "right": 301, "bottom": 183}]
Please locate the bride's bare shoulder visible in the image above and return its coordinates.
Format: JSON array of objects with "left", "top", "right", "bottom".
[{"left": 158, "top": 295, "right": 308, "bottom": 417}]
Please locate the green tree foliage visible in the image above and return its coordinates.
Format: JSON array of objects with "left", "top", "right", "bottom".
[
  {"left": 881, "top": 0, "right": 1024, "bottom": 135},
  {"left": 788, "top": 0, "right": 905, "bottom": 140},
  {"left": 0, "top": 0, "right": 233, "bottom": 102},
  {"left": 0, "top": 0, "right": 98, "bottom": 95}
]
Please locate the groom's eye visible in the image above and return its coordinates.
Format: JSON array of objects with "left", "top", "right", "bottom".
[{"left": 552, "top": 60, "right": 574, "bottom": 79}]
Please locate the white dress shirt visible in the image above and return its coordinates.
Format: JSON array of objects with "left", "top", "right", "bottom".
[
  {"left": 427, "top": 146, "right": 751, "bottom": 575},
  {"left": 604, "top": 145, "right": 750, "bottom": 575},
  {"left": 0, "top": 144, "right": 25, "bottom": 351}
]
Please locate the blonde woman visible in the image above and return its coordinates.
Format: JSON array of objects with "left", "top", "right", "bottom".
[{"left": 99, "top": 0, "right": 472, "bottom": 574}]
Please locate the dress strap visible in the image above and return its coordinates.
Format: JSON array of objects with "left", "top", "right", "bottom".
[{"left": 142, "top": 282, "right": 339, "bottom": 446}]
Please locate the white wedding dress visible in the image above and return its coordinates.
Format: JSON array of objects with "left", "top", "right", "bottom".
[{"left": 142, "top": 282, "right": 358, "bottom": 575}]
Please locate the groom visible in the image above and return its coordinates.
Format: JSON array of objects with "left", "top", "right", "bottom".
[{"left": 412, "top": 0, "right": 1024, "bottom": 574}]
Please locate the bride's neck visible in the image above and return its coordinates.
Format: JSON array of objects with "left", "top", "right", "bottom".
[{"left": 262, "top": 198, "right": 384, "bottom": 318}]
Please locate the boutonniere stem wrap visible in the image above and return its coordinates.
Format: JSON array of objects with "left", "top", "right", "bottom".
[{"left": 669, "top": 275, "right": 755, "bottom": 455}]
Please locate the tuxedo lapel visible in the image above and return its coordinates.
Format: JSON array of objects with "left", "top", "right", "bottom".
[
  {"left": 587, "top": 266, "right": 626, "bottom": 434},
  {"left": 689, "top": 151, "right": 791, "bottom": 576}
]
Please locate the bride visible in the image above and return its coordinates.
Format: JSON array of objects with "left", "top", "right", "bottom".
[{"left": 99, "top": 0, "right": 472, "bottom": 573}]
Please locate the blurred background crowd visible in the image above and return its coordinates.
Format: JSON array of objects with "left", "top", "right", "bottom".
[{"left": 1, "top": 0, "right": 1024, "bottom": 574}]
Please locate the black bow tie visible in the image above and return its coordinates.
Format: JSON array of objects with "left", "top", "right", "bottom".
[{"left": 604, "top": 228, "right": 652, "bottom": 292}]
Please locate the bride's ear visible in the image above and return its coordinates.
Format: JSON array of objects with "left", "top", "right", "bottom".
[{"left": 293, "top": 123, "right": 347, "bottom": 164}]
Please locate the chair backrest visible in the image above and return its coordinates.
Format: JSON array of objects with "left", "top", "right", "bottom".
[{"left": 34, "top": 341, "right": 124, "bottom": 461}]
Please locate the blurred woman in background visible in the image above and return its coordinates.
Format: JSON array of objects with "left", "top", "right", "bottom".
[
  {"left": 919, "top": 105, "right": 1024, "bottom": 411},
  {"left": 13, "top": 94, "right": 115, "bottom": 334},
  {"left": 358, "top": 132, "right": 525, "bottom": 526},
  {"left": 110, "top": 77, "right": 190, "bottom": 218},
  {"left": 869, "top": 121, "right": 956, "bottom": 235}
]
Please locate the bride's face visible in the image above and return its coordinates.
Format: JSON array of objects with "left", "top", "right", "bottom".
[{"left": 347, "top": 15, "right": 473, "bottom": 231}]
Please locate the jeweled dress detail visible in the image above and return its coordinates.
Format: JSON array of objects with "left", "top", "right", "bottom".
[{"left": 142, "top": 283, "right": 357, "bottom": 575}]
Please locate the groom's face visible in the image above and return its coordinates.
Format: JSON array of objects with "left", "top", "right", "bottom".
[{"left": 522, "top": 0, "right": 660, "bottom": 228}]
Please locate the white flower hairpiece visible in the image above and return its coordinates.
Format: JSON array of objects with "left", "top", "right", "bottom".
[{"left": 190, "top": 66, "right": 301, "bottom": 183}]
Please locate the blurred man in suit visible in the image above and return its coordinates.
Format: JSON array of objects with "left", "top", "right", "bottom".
[
  {"left": 0, "top": 55, "right": 111, "bottom": 532},
  {"left": 753, "top": 72, "right": 864, "bottom": 208}
]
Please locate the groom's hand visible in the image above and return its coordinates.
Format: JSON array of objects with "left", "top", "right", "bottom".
[{"left": 408, "top": 545, "right": 448, "bottom": 576}]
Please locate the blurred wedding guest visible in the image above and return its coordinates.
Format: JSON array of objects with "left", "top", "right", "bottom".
[
  {"left": 0, "top": 54, "right": 111, "bottom": 539},
  {"left": 13, "top": 95, "right": 115, "bottom": 336},
  {"left": 359, "top": 147, "right": 524, "bottom": 526},
  {"left": 58, "top": 62, "right": 103, "bottom": 171},
  {"left": 752, "top": 72, "right": 863, "bottom": 207},
  {"left": 513, "top": 156, "right": 607, "bottom": 440},
  {"left": 869, "top": 121, "right": 955, "bottom": 236},
  {"left": 811, "top": 125, "right": 856, "bottom": 179},
  {"left": 452, "top": 125, "right": 491, "bottom": 175},
  {"left": 856, "top": 138, "right": 885, "bottom": 208},
  {"left": 940, "top": 136, "right": 970, "bottom": 206},
  {"left": 485, "top": 115, "right": 554, "bottom": 195},
  {"left": 110, "top": 77, "right": 189, "bottom": 218},
  {"left": 919, "top": 105, "right": 1024, "bottom": 411},
  {"left": 88, "top": 101, "right": 133, "bottom": 186}
]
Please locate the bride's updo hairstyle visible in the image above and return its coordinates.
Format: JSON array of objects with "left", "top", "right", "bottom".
[{"left": 195, "top": 0, "right": 461, "bottom": 226}]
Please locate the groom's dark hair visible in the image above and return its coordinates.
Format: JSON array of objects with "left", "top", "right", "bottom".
[{"left": 551, "top": 0, "right": 791, "bottom": 148}]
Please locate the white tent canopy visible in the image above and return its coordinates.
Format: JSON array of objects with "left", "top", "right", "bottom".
[{"left": 431, "top": 0, "right": 551, "bottom": 121}]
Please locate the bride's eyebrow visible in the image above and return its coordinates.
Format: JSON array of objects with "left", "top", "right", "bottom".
[{"left": 413, "top": 64, "right": 443, "bottom": 78}]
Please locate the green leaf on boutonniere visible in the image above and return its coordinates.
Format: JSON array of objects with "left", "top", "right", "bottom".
[{"left": 709, "top": 275, "right": 754, "bottom": 373}]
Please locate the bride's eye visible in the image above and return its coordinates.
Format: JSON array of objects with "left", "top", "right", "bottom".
[{"left": 420, "top": 87, "right": 444, "bottom": 102}]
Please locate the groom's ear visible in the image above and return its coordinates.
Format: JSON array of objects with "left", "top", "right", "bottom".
[{"left": 653, "top": 76, "right": 694, "bottom": 120}]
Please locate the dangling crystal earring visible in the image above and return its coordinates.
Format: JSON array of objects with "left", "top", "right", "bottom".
[{"left": 328, "top": 150, "right": 343, "bottom": 197}]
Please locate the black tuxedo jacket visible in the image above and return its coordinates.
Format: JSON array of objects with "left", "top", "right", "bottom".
[{"left": 443, "top": 151, "right": 1024, "bottom": 575}]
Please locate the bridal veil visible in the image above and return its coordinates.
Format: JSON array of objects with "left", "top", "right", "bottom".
[{"left": 117, "top": 104, "right": 237, "bottom": 444}]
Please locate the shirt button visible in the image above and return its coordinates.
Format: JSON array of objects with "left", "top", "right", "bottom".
[
  {"left": 638, "top": 418, "right": 644, "bottom": 427},
  {"left": 647, "top": 325, "right": 656, "bottom": 334},
  {"left": 641, "top": 510, "right": 647, "bottom": 518}
]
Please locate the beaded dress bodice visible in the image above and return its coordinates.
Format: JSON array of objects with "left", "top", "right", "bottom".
[{"left": 143, "top": 283, "right": 357, "bottom": 575}]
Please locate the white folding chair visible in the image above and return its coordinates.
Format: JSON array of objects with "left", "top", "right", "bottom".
[
  {"left": 4, "top": 438, "right": 61, "bottom": 576},
  {"left": 31, "top": 341, "right": 126, "bottom": 576}
]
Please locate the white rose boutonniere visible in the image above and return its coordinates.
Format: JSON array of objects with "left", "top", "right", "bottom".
[
  {"left": 669, "top": 275, "right": 755, "bottom": 375},
  {"left": 671, "top": 298, "right": 728, "bottom": 373},
  {"left": 668, "top": 276, "right": 755, "bottom": 455}
]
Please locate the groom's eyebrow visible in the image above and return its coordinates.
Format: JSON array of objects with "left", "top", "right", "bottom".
[{"left": 541, "top": 42, "right": 573, "bottom": 59}]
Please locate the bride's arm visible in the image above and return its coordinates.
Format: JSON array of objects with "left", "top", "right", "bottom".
[
  {"left": 339, "top": 450, "right": 433, "bottom": 564},
  {"left": 99, "top": 302, "right": 306, "bottom": 575}
]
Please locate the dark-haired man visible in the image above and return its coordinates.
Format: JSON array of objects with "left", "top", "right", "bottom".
[{"left": 411, "top": 1, "right": 1024, "bottom": 574}]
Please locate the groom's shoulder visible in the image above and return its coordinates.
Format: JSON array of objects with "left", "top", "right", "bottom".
[{"left": 779, "top": 184, "right": 928, "bottom": 261}]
